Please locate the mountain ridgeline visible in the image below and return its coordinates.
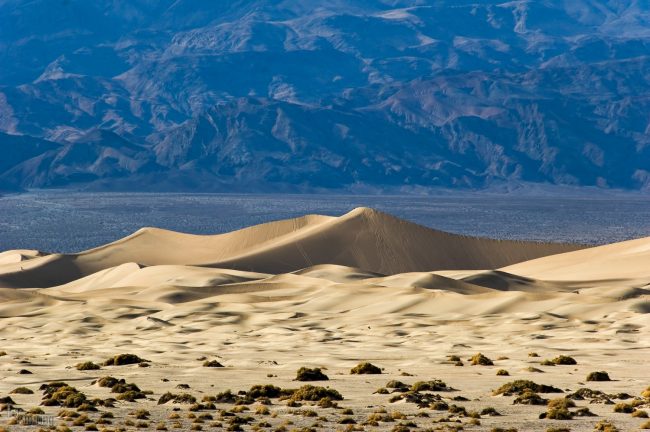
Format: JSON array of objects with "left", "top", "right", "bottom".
[{"left": 1, "top": 0, "right": 649, "bottom": 192}]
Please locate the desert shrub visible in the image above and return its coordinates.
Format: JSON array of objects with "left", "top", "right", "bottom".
[
  {"left": 586, "top": 371, "right": 611, "bottom": 382},
  {"left": 469, "top": 353, "right": 494, "bottom": 366},
  {"left": 593, "top": 420, "right": 619, "bottom": 431},
  {"left": 386, "top": 380, "right": 409, "bottom": 390},
  {"left": 317, "top": 397, "right": 337, "bottom": 408},
  {"left": 248, "top": 384, "right": 284, "bottom": 399},
  {"left": 116, "top": 390, "right": 146, "bottom": 402},
  {"left": 493, "top": 380, "right": 563, "bottom": 396},
  {"left": 96, "top": 376, "right": 123, "bottom": 388},
  {"left": 541, "top": 360, "right": 555, "bottom": 366},
  {"left": 203, "top": 360, "right": 224, "bottom": 368},
  {"left": 548, "top": 398, "right": 575, "bottom": 410},
  {"left": 544, "top": 408, "right": 573, "bottom": 420},
  {"left": 26, "top": 407, "right": 44, "bottom": 415},
  {"left": 447, "top": 404, "right": 468, "bottom": 416},
  {"left": 130, "top": 409, "right": 150, "bottom": 419},
  {"left": 40, "top": 383, "right": 95, "bottom": 409},
  {"left": 103, "top": 354, "right": 149, "bottom": 366},
  {"left": 613, "top": 402, "right": 636, "bottom": 413},
  {"left": 513, "top": 390, "right": 548, "bottom": 405},
  {"left": 429, "top": 401, "right": 447, "bottom": 411},
  {"left": 641, "top": 420, "right": 650, "bottom": 429},
  {"left": 642, "top": 387, "right": 650, "bottom": 399},
  {"left": 410, "top": 380, "right": 449, "bottom": 392},
  {"left": 475, "top": 407, "right": 497, "bottom": 417},
  {"left": 111, "top": 382, "right": 140, "bottom": 393},
  {"left": 0, "top": 396, "right": 14, "bottom": 407},
  {"left": 350, "top": 362, "right": 381, "bottom": 374},
  {"left": 574, "top": 407, "right": 596, "bottom": 417},
  {"left": 158, "top": 392, "right": 197, "bottom": 405},
  {"left": 567, "top": 388, "right": 633, "bottom": 405},
  {"left": 528, "top": 352, "right": 540, "bottom": 357},
  {"left": 551, "top": 356, "right": 577, "bottom": 365},
  {"left": 496, "top": 369, "right": 509, "bottom": 376},
  {"left": 76, "top": 362, "right": 101, "bottom": 371},
  {"left": 290, "top": 385, "right": 343, "bottom": 401},
  {"left": 633, "top": 410, "right": 649, "bottom": 418},
  {"left": 10, "top": 387, "right": 33, "bottom": 394},
  {"left": 296, "top": 367, "right": 329, "bottom": 381},
  {"left": 256, "top": 405, "right": 270, "bottom": 415}
]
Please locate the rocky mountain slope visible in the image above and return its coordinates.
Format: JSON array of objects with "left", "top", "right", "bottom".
[{"left": 1, "top": 0, "right": 649, "bottom": 191}]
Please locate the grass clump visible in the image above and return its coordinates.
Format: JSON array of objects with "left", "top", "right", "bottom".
[
  {"left": 116, "top": 390, "right": 146, "bottom": 402},
  {"left": 642, "top": 386, "right": 650, "bottom": 399},
  {"left": 76, "top": 361, "right": 101, "bottom": 371},
  {"left": 550, "top": 355, "right": 577, "bottom": 365},
  {"left": 130, "top": 409, "right": 150, "bottom": 419},
  {"left": 410, "top": 380, "right": 450, "bottom": 392},
  {"left": 493, "top": 380, "right": 563, "bottom": 396},
  {"left": 296, "top": 367, "right": 329, "bottom": 381},
  {"left": 480, "top": 407, "right": 501, "bottom": 416},
  {"left": 633, "top": 410, "right": 649, "bottom": 418},
  {"left": 10, "top": 387, "right": 34, "bottom": 394},
  {"left": 350, "top": 362, "right": 381, "bottom": 374},
  {"left": 95, "top": 376, "right": 122, "bottom": 388},
  {"left": 613, "top": 402, "right": 636, "bottom": 413},
  {"left": 469, "top": 353, "right": 494, "bottom": 366},
  {"left": 103, "top": 354, "right": 149, "bottom": 366},
  {"left": 641, "top": 420, "right": 650, "bottom": 430},
  {"left": 290, "top": 385, "right": 343, "bottom": 401},
  {"left": 543, "top": 408, "right": 573, "bottom": 420},
  {"left": 496, "top": 369, "right": 510, "bottom": 376},
  {"left": 158, "top": 392, "right": 197, "bottom": 405},
  {"left": 40, "top": 382, "right": 95, "bottom": 409},
  {"left": 386, "top": 380, "right": 409, "bottom": 391},
  {"left": 247, "top": 384, "right": 284, "bottom": 399},
  {"left": 593, "top": 420, "right": 619, "bottom": 431},
  {"left": 203, "top": 360, "right": 224, "bottom": 368},
  {"left": 586, "top": 371, "right": 611, "bottom": 382},
  {"left": 513, "top": 390, "right": 548, "bottom": 405}
]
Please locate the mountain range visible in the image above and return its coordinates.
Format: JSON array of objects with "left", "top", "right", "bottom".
[{"left": 1, "top": 0, "right": 650, "bottom": 192}]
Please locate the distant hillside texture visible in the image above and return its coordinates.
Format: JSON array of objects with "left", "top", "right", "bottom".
[{"left": 1, "top": 0, "right": 649, "bottom": 192}]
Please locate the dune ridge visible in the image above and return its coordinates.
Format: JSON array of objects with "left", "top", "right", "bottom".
[{"left": 0, "top": 207, "right": 581, "bottom": 289}]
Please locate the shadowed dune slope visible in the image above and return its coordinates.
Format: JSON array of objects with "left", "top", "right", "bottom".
[{"left": 0, "top": 207, "right": 583, "bottom": 288}]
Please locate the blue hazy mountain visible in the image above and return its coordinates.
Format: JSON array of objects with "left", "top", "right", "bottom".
[{"left": 1, "top": 0, "right": 649, "bottom": 192}]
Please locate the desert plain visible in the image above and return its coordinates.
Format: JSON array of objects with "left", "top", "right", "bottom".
[{"left": 0, "top": 208, "right": 648, "bottom": 431}]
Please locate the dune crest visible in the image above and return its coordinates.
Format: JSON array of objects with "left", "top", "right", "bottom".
[{"left": 0, "top": 207, "right": 581, "bottom": 288}]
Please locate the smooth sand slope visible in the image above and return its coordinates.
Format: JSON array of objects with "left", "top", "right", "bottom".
[
  {"left": 0, "top": 208, "right": 648, "bottom": 431},
  {"left": 0, "top": 207, "right": 581, "bottom": 288}
]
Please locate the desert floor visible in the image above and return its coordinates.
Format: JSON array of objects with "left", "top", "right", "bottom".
[{"left": 0, "top": 208, "right": 648, "bottom": 431}]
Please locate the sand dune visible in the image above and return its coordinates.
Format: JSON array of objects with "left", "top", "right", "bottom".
[
  {"left": 504, "top": 235, "right": 650, "bottom": 281},
  {"left": 0, "top": 208, "right": 648, "bottom": 431},
  {"left": 0, "top": 207, "right": 581, "bottom": 288}
]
